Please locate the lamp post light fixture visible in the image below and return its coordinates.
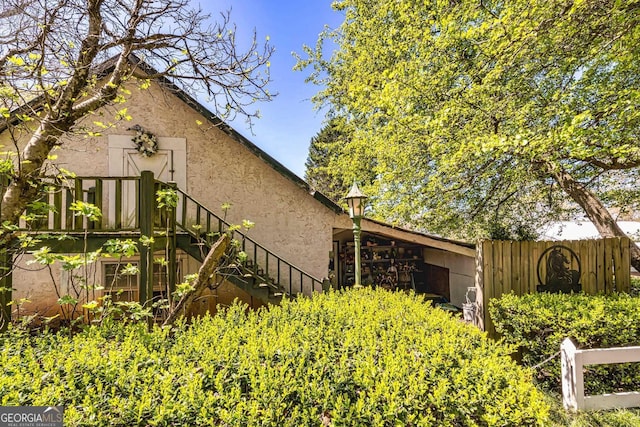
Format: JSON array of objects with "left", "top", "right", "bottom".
[{"left": 345, "top": 181, "right": 368, "bottom": 288}]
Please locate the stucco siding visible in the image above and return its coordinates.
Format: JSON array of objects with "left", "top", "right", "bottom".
[
  {"left": 3, "top": 78, "right": 337, "bottom": 313},
  {"left": 49, "top": 79, "right": 335, "bottom": 280}
]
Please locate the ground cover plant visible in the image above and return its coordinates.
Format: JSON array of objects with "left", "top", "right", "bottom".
[
  {"left": 490, "top": 292, "right": 640, "bottom": 395},
  {"left": 0, "top": 288, "right": 548, "bottom": 426},
  {"left": 545, "top": 390, "right": 640, "bottom": 427}
]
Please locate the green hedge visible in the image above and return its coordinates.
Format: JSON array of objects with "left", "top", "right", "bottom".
[
  {"left": 490, "top": 292, "right": 640, "bottom": 395},
  {"left": 631, "top": 276, "right": 640, "bottom": 296},
  {"left": 1, "top": 289, "right": 548, "bottom": 426}
]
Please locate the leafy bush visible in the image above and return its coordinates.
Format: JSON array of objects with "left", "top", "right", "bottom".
[
  {"left": 631, "top": 276, "right": 640, "bottom": 296},
  {"left": 490, "top": 292, "right": 640, "bottom": 395},
  {"left": 0, "top": 289, "right": 548, "bottom": 426}
]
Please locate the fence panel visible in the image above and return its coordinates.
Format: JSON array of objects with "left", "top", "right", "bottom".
[{"left": 476, "top": 237, "right": 631, "bottom": 334}]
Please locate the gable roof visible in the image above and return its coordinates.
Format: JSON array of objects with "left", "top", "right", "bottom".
[{"left": 126, "top": 56, "right": 345, "bottom": 215}]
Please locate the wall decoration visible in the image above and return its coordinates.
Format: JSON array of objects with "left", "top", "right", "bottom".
[
  {"left": 537, "top": 245, "right": 582, "bottom": 294},
  {"left": 128, "top": 124, "right": 158, "bottom": 157}
]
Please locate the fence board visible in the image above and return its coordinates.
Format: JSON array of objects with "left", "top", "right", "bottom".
[
  {"left": 604, "top": 238, "right": 614, "bottom": 292},
  {"left": 493, "top": 241, "right": 503, "bottom": 300},
  {"left": 585, "top": 240, "right": 596, "bottom": 294},
  {"left": 503, "top": 241, "right": 512, "bottom": 296},
  {"left": 530, "top": 241, "right": 540, "bottom": 293},
  {"left": 613, "top": 238, "right": 623, "bottom": 292},
  {"left": 519, "top": 240, "right": 529, "bottom": 294},
  {"left": 509, "top": 242, "right": 522, "bottom": 295},
  {"left": 620, "top": 238, "right": 631, "bottom": 293},
  {"left": 596, "top": 239, "right": 605, "bottom": 293},
  {"left": 482, "top": 241, "right": 492, "bottom": 333}
]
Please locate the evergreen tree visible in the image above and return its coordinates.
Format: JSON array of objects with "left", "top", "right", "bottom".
[{"left": 304, "top": 118, "right": 350, "bottom": 203}]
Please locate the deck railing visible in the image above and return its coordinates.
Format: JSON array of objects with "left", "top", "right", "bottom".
[
  {"left": 15, "top": 175, "right": 141, "bottom": 231},
  {"left": 8, "top": 173, "right": 323, "bottom": 297}
]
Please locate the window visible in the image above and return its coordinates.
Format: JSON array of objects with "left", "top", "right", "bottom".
[
  {"left": 102, "top": 260, "right": 182, "bottom": 303},
  {"left": 103, "top": 262, "right": 139, "bottom": 302}
]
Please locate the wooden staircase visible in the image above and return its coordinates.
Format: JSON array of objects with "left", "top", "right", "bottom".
[
  {"left": 2, "top": 171, "right": 325, "bottom": 314},
  {"left": 170, "top": 186, "right": 324, "bottom": 304}
]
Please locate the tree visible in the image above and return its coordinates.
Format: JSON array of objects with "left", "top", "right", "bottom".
[
  {"left": 297, "top": 0, "right": 640, "bottom": 268},
  {"left": 305, "top": 116, "right": 375, "bottom": 203},
  {"left": 0, "top": 0, "right": 273, "bottom": 240}
]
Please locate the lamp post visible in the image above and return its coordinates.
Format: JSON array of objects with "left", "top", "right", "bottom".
[{"left": 345, "top": 182, "right": 368, "bottom": 288}]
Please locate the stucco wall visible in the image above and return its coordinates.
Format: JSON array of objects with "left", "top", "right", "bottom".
[
  {"left": 10, "top": 249, "right": 262, "bottom": 320},
  {"left": 2, "top": 75, "right": 478, "bottom": 319},
  {"left": 3, "top": 79, "right": 337, "bottom": 279},
  {"left": 11, "top": 254, "right": 62, "bottom": 317},
  {"left": 2, "top": 77, "right": 338, "bottom": 317},
  {"left": 59, "top": 80, "right": 337, "bottom": 280}
]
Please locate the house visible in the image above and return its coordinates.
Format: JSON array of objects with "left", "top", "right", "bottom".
[{"left": 0, "top": 57, "right": 475, "bottom": 324}]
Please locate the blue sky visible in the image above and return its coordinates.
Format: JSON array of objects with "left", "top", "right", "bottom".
[{"left": 205, "top": 1, "right": 343, "bottom": 179}]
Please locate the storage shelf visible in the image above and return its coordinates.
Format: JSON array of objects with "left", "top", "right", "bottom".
[
  {"left": 346, "top": 258, "right": 422, "bottom": 265},
  {"left": 341, "top": 241, "right": 424, "bottom": 288}
]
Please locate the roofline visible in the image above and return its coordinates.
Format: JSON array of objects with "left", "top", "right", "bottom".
[
  {"left": 362, "top": 216, "right": 476, "bottom": 253},
  {"left": 3, "top": 54, "right": 474, "bottom": 252},
  {"left": 1, "top": 53, "right": 344, "bottom": 214},
  {"left": 127, "top": 56, "right": 345, "bottom": 214}
]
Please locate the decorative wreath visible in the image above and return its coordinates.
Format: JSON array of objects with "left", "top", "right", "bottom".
[{"left": 129, "top": 125, "right": 158, "bottom": 157}]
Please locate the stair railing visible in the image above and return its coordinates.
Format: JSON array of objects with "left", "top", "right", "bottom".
[
  {"left": 7, "top": 174, "right": 324, "bottom": 297},
  {"left": 159, "top": 181, "right": 324, "bottom": 296}
]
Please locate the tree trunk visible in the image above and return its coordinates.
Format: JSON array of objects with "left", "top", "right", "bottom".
[
  {"left": 0, "top": 120, "right": 64, "bottom": 248},
  {"left": 163, "top": 233, "right": 230, "bottom": 326},
  {"left": 551, "top": 167, "right": 640, "bottom": 272}
]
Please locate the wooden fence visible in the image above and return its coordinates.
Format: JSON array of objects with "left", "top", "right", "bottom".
[
  {"left": 474, "top": 237, "right": 631, "bottom": 334},
  {"left": 561, "top": 338, "right": 640, "bottom": 411}
]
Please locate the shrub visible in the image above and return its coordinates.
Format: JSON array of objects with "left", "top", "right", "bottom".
[
  {"left": 631, "top": 276, "right": 640, "bottom": 296},
  {"left": 490, "top": 292, "right": 640, "bottom": 395},
  {"left": 1, "top": 289, "right": 548, "bottom": 426}
]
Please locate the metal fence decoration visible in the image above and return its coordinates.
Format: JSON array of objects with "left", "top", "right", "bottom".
[{"left": 537, "top": 245, "right": 582, "bottom": 294}]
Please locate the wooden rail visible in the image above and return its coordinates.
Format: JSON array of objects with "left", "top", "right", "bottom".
[
  {"left": 161, "top": 182, "right": 323, "bottom": 296},
  {"left": 561, "top": 338, "right": 640, "bottom": 411},
  {"left": 18, "top": 175, "right": 141, "bottom": 231},
  {"left": 6, "top": 174, "right": 323, "bottom": 299}
]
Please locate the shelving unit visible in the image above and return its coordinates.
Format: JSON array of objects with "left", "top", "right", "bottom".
[{"left": 341, "top": 239, "right": 425, "bottom": 290}]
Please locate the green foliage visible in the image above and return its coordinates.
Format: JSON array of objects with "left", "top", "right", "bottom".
[
  {"left": 0, "top": 289, "right": 548, "bottom": 426},
  {"left": 69, "top": 201, "right": 102, "bottom": 222},
  {"left": 490, "top": 292, "right": 640, "bottom": 394},
  {"left": 304, "top": 117, "right": 375, "bottom": 203},
  {"left": 630, "top": 276, "right": 640, "bottom": 296},
  {"left": 103, "top": 238, "right": 138, "bottom": 258},
  {"left": 156, "top": 188, "right": 178, "bottom": 210},
  {"left": 298, "top": 0, "right": 640, "bottom": 239}
]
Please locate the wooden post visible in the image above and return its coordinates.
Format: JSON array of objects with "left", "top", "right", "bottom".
[
  {"left": 0, "top": 249, "right": 13, "bottom": 331},
  {"left": 561, "top": 338, "right": 584, "bottom": 411},
  {"left": 139, "top": 171, "right": 155, "bottom": 308},
  {"left": 167, "top": 181, "right": 178, "bottom": 303},
  {"left": 474, "top": 241, "right": 485, "bottom": 330}
]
